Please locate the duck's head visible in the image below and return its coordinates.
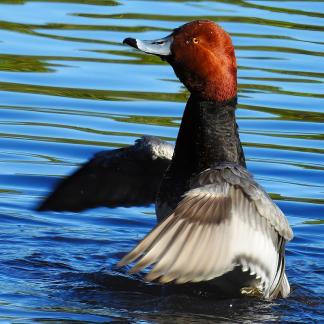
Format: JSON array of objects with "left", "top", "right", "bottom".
[{"left": 123, "top": 20, "right": 237, "bottom": 103}]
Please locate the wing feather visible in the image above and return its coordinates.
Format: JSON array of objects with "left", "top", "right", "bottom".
[
  {"left": 37, "top": 136, "right": 173, "bottom": 211},
  {"left": 119, "top": 163, "right": 293, "bottom": 299}
]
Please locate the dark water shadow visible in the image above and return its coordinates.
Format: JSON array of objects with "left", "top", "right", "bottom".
[{"left": 53, "top": 269, "right": 289, "bottom": 322}]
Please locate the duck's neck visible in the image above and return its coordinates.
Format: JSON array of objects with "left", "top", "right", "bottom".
[{"left": 170, "top": 95, "right": 245, "bottom": 176}]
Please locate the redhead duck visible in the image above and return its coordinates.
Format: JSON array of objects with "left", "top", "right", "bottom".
[{"left": 38, "top": 20, "right": 293, "bottom": 300}]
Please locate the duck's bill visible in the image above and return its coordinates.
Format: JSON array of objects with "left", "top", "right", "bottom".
[{"left": 123, "top": 35, "right": 172, "bottom": 56}]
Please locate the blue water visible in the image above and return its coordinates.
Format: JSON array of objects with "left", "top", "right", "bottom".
[{"left": 0, "top": 0, "right": 323, "bottom": 322}]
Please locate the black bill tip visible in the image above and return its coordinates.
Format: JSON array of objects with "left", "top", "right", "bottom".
[{"left": 123, "top": 37, "right": 138, "bottom": 49}]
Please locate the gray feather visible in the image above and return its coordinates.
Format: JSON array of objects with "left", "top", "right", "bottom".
[{"left": 118, "top": 162, "right": 293, "bottom": 299}]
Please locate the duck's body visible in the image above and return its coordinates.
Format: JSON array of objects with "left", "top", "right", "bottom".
[
  {"left": 156, "top": 96, "right": 244, "bottom": 221},
  {"left": 119, "top": 95, "right": 292, "bottom": 300},
  {"left": 38, "top": 20, "right": 293, "bottom": 299}
]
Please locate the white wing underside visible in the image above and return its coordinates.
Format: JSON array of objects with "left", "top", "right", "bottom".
[{"left": 118, "top": 164, "right": 293, "bottom": 299}]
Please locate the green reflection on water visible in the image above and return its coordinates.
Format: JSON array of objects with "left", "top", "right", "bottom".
[
  {"left": 240, "top": 77, "right": 321, "bottom": 84},
  {"left": 0, "top": 0, "right": 118, "bottom": 5},
  {"left": 240, "top": 84, "right": 324, "bottom": 99},
  {"left": 0, "top": 188, "right": 19, "bottom": 194},
  {"left": 239, "top": 104, "right": 324, "bottom": 123},
  {"left": 236, "top": 45, "right": 324, "bottom": 57},
  {"left": 0, "top": 130, "right": 173, "bottom": 147},
  {"left": 244, "top": 142, "right": 324, "bottom": 155},
  {"left": 79, "top": 13, "right": 324, "bottom": 32},
  {"left": 0, "top": 81, "right": 188, "bottom": 101},
  {"left": 240, "top": 66, "right": 324, "bottom": 79},
  {"left": 271, "top": 193, "right": 324, "bottom": 205},
  {"left": 0, "top": 55, "right": 52, "bottom": 72},
  {"left": 303, "top": 219, "right": 324, "bottom": 225},
  {"left": 113, "top": 115, "right": 178, "bottom": 127}
]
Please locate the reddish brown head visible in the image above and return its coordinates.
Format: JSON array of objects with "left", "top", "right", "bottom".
[{"left": 124, "top": 20, "right": 237, "bottom": 102}]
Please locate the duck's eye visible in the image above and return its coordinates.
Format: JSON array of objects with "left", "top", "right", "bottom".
[{"left": 192, "top": 37, "right": 199, "bottom": 44}]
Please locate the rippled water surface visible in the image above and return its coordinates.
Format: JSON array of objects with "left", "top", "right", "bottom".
[{"left": 0, "top": 0, "right": 323, "bottom": 322}]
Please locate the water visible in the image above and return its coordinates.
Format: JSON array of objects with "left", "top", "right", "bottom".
[{"left": 0, "top": 0, "right": 323, "bottom": 322}]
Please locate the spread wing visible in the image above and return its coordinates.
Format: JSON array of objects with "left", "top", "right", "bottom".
[
  {"left": 118, "top": 163, "right": 293, "bottom": 299},
  {"left": 37, "top": 136, "right": 174, "bottom": 212}
]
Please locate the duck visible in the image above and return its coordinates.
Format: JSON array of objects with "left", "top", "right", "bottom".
[{"left": 37, "top": 20, "right": 293, "bottom": 300}]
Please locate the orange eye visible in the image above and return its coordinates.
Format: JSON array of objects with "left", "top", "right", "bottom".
[{"left": 192, "top": 37, "right": 199, "bottom": 44}]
